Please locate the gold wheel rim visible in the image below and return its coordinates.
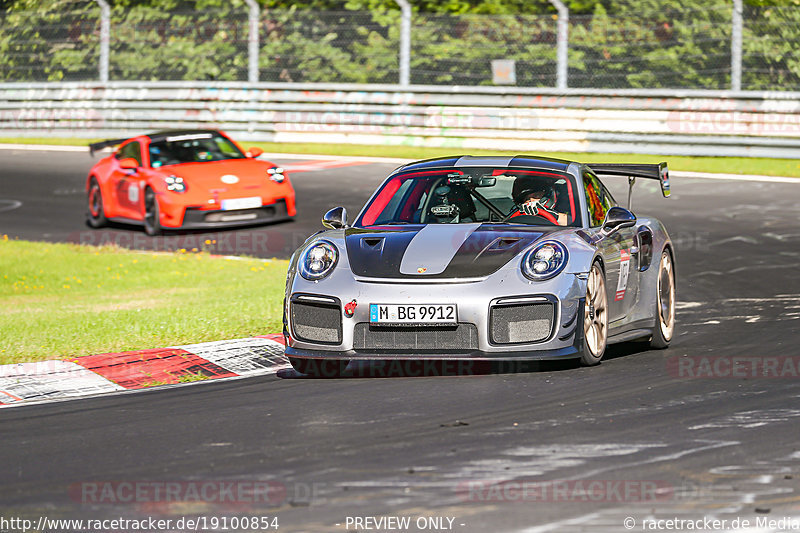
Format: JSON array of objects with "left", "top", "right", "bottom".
[
  {"left": 658, "top": 252, "right": 675, "bottom": 340},
  {"left": 584, "top": 264, "right": 608, "bottom": 357}
]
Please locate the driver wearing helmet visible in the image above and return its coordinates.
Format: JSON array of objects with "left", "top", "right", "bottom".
[{"left": 510, "top": 176, "right": 569, "bottom": 226}]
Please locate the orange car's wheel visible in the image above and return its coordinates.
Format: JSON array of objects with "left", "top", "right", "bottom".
[
  {"left": 143, "top": 187, "right": 162, "bottom": 236},
  {"left": 86, "top": 178, "right": 107, "bottom": 228}
]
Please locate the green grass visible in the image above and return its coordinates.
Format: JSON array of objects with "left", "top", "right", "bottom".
[
  {"left": 0, "top": 237, "right": 288, "bottom": 364},
  {"left": 246, "top": 142, "right": 800, "bottom": 178},
  {"left": 2, "top": 137, "right": 800, "bottom": 178}
]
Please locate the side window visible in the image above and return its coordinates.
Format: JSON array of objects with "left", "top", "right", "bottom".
[
  {"left": 116, "top": 141, "right": 142, "bottom": 166},
  {"left": 583, "top": 171, "right": 613, "bottom": 227}
]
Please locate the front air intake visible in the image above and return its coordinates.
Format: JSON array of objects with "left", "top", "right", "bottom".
[
  {"left": 353, "top": 323, "right": 479, "bottom": 351},
  {"left": 290, "top": 295, "right": 342, "bottom": 345},
  {"left": 490, "top": 299, "right": 555, "bottom": 345}
]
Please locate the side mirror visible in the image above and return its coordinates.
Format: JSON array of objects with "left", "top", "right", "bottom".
[
  {"left": 601, "top": 206, "right": 636, "bottom": 237},
  {"left": 118, "top": 157, "right": 139, "bottom": 170},
  {"left": 322, "top": 207, "right": 347, "bottom": 229},
  {"left": 247, "top": 147, "right": 264, "bottom": 158}
]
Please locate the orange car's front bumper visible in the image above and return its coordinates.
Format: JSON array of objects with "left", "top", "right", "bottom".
[{"left": 158, "top": 195, "right": 296, "bottom": 229}]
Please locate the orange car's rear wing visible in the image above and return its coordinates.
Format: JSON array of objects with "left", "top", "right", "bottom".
[
  {"left": 587, "top": 162, "right": 670, "bottom": 199},
  {"left": 89, "top": 138, "right": 128, "bottom": 157}
]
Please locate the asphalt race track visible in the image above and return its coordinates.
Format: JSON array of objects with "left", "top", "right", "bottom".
[{"left": 2, "top": 148, "right": 800, "bottom": 532}]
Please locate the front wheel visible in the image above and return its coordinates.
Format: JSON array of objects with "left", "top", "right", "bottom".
[
  {"left": 650, "top": 250, "right": 676, "bottom": 349},
  {"left": 581, "top": 262, "right": 608, "bottom": 366},
  {"left": 143, "top": 188, "right": 162, "bottom": 236}
]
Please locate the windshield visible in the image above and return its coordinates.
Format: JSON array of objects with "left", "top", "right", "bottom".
[
  {"left": 356, "top": 167, "right": 581, "bottom": 228},
  {"left": 147, "top": 132, "right": 245, "bottom": 167}
]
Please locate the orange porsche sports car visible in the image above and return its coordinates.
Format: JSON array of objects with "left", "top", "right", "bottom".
[{"left": 86, "top": 129, "right": 296, "bottom": 235}]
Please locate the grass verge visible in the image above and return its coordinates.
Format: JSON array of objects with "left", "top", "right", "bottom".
[
  {"left": 0, "top": 237, "right": 288, "bottom": 365},
  {"left": 2, "top": 137, "right": 800, "bottom": 178}
]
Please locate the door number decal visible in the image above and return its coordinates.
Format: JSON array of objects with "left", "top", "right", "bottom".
[
  {"left": 128, "top": 183, "right": 139, "bottom": 203},
  {"left": 615, "top": 248, "right": 631, "bottom": 301}
]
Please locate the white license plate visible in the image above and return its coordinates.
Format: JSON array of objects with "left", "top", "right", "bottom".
[
  {"left": 221, "top": 196, "right": 262, "bottom": 211},
  {"left": 369, "top": 304, "right": 457, "bottom": 326}
]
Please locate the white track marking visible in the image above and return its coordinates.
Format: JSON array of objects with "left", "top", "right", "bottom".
[
  {"left": 672, "top": 170, "right": 800, "bottom": 184},
  {"left": 258, "top": 152, "right": 410, "bottom": 164},
  {"left": 0, "top": 360, "right": 123, "bottom": 404},
  {"left": 689, "top": 409, "right": 800, "bottom": 430},
  {"left": 516, "top": 511, "right": 607, "bottom": 533},
  {"left": 0, "top": 143, "right": 88, "bottom": 152},
  {"left": 279, "top": 159, "right": 372, "bottom": 173},
  {"left": 0, "top": 200, "right": 22, "bottom": 213}
]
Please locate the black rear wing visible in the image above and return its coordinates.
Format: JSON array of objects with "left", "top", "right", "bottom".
[
  {"left": 89, "top": 138, "right": 128, "bottom": 157},
  {"left": 587, "top": 162, "right": 670, "bottom": 198}
]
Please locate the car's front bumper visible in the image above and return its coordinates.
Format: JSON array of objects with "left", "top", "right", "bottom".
[
  {"left": 158, "top": 198, "right": 294, "bottom": 229},
  {"left": 285, "top": 268, "right": 587, "bottom": 362},
  {"left": 284, "top": 343, "right": 583, "bottom": 361},
  {"left": 179, "top": 199, "right": 292, "bottom": 229}
]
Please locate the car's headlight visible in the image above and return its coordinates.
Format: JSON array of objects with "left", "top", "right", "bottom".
[
  {"left": 165, "top": 175, "right": 186, "bottom": 192},
  {"left": 521, "top": 241, "right": 568, "bottom": 281},
  {"left": 299, "top": 240, "right": 338, "bottom": 281},
  {"left": 267, "top": 167, "right": 285, "bottom": 183}
]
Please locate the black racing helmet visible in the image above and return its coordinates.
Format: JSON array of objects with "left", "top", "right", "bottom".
[{"left": 512, "top": 176, "right": 555, "bottom": 208}]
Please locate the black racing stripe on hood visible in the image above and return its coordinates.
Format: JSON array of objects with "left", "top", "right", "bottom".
[
  {"left": 347, "top": 225, "right": 555, "bottom": 279},
  {"left": 345, "top": 226, "right": 421, "bottom": 278},
  {"left": 437, "top": 226, "right": 545, "bottom": 278}
]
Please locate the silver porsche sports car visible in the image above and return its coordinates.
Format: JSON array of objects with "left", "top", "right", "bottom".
[{"left": 283, "top": 155, "right": 676, "bottom": 374}]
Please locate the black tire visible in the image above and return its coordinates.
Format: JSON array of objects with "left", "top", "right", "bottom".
[
  {"left": 143, "top": 187, "right": 162, "bottom": 236},
  {"left": 650, "top": 249, "right": 676, "bottom": 349},
  {"left": 289, "top": 357, "right": 348, "bottom": 377},
  {"left": 86, "top": 178, "right": 107, "bottom": 228},
  {"left": 580, "top": 261, "right": 608, "bottom": 366}
]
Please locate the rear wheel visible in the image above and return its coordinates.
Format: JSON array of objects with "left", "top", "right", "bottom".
[
  {"left": 86, "top": 178, "right": 107, "bottom": 228},
  {"left": 650, "top": 250, "right": 676, "bottom": 349},
  {"left": 143, "top": 187, "right": 162, "bottom": 236},
  {"left": 581, "top": 262, "right": 608, "bottom": 366}
]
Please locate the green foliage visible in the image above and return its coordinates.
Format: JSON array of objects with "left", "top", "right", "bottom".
[
  {"left": 742, "top": 3, "right": 800, "bottom": 89},
  {"left": 408, "top": 13, "right": 557, "bottom": 85},
  {"left": 107, "top": 4, "right": 247, "bottom": 80},
  {"left": 569, "top": 0, "right": 734, "bottom": 89},
  {"left": 0, "top": 0, "right": 99, "bottom": 81},
  {"left": 258, "top": 8, "right": 398, "bottom": 83},
  {"left": 0, "top": 0, "right": 799, "bottom": 89}
]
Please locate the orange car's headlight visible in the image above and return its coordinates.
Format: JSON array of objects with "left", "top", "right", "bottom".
[
  {"left": 267, "top": 167, "right": 286, "bottom": 183},
  {"left": 165, "top": 175, "right": 186, "bottom": 193}
]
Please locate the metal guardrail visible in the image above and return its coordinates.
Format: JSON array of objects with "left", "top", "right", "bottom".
[{"left": 2, "top": 82, "right": 799, "bottom": 159}]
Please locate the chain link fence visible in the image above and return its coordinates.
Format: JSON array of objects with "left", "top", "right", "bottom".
[
  {"left": 1, "top": 1, "right": 799, "bottom": 90},
  {"left": 569, "top": 4, "right": 734, "bottom": 90}
]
